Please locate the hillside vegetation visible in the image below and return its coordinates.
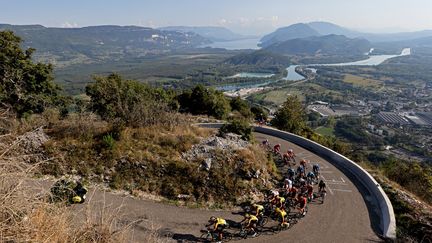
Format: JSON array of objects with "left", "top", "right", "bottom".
[
  {"left": 0, "top": 24, "right": 210, "bottom": 67},
  {"left": 265, "top": 35, "right": 371, "bottom": 56}
]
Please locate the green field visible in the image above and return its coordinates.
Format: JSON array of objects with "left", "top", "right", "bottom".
[
  {"left": 343, "top": 74, "right": 383, "bottom": 88},
  {"left": 315, "top": 126, "right": 335, "bottom": 137}
]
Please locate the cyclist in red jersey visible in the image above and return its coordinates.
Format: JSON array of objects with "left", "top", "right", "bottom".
[
  {"left": 273, "top": 144, "right": 281, "bottom": 153},
  {"left": 297, "top": 194, "right": 307, "bottom": 216},
  {"left": 300, "top": 159, "right": 308, "bottom": 169}
]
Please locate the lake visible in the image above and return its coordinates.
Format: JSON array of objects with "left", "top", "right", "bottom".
[
  {"left": 201, "top": 38, "right": 261, "bottom": 50},
  {"left": 227, "top": 72, "right": 275, "bottom": 78}
]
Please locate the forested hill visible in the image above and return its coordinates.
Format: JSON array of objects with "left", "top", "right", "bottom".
[
  {"left": 224, "top": 50, "right": 290, "bottom": 66},
  {"left": 0, "top": 24, "right": 211, "bottom": 63},
  {"left": 264, "top": 34, "right": 371, "bottom": 56},
  {"left": 260, "top": 23, "right": 319, "bottom": 47}
]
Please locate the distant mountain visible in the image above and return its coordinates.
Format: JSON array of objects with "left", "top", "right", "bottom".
[
  {"left": 307, "top": 22, "right": 359, "bottom": 37},
  {"left": 0, "top": 24, "right": 211, "bottom": 66},
  {"left": 224, "top": 50, "right": 290, "bottom": 66},
  {"left": 265, "top": 35, "right": 371, "bottom": 56},
  {"left": 404, "top": 36, "right": 432, "bottom": 47},
  {"left": 362, "top": 30, "right": 432, "bottom": 43},
  {"left": 260, "top": 23, "right": 320, "bottom": 47},
  {"left": 261, "top": 21, "right": 432, "bottom": 46},
  {"left": 159, "top": 26, "right": 246, "bottom": 42}
]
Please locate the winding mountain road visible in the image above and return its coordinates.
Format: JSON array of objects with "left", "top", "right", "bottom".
[{"left": 38, "top": 132, "right": 382, "bottom": 242}]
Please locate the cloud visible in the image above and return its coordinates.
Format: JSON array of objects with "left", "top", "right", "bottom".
[
  {"left": 271, "top": 16, "right": 279, "bottom": 27},
  {"left": 61, "top": 22, "right": 78, "bottom": 28},
  {"left": 214, "top": 16, "right": 282, "bottom": 35},
  {"left": 217, "top": 18, "right": 234, "bottom": 26}
]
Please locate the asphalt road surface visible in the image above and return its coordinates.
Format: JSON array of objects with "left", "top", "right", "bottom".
[{"left": 40, "top": 132, "right": 383, "bottom": 243}]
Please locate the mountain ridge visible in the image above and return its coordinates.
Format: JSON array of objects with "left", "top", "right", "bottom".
[
  {"left": 260, "top": 21, "right": 432, "bottom": 46},
  {"left": 158, "top": 26, "right": 248, "bottom": 42}
]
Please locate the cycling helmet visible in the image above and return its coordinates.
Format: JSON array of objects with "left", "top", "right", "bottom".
[
  {"left": 288, "top": 149, "right": 293, "bottom": 152},
  {"left": 245, "top": 213, "right": 250, "bottom": 218},
  {"left": 209, "top": 216, "right": 216, "bottom": 222},
  {"left": 72, "top": 195, "right": 82, "bottom": 203}
]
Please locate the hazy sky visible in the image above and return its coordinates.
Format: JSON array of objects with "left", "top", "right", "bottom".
[{"left": 2, "top": 0, "right": 432, "bottom": 35}]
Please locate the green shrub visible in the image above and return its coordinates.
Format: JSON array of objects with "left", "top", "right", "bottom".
[
  {"left": 102, "top": 133, "right": 116, "bottom": 150},
  {"left": 230, "top": 97, "right": 253, "bottom": 119},
  {"left": 177, "top": 84, "right": 231, "bottom": 119},
  {"left": 86, "top": 74, "right": 178, "bottom": 127},
  {"left": 219, "top": 119, "right": 253, "bottom": 141}
]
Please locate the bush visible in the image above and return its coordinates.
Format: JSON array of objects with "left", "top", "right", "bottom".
[
  {"left": 102, "top": 133, "right": 116, "bottom": 150},
  {"left": 86, "top": 74, "right": 180, "bottom": 127},
  {"left": 219, "top": 119, "right": 253, "bottom": 141},
  {"left": 381, "top": 159, "right": 432, "bottom": 204},
  {"left": 230, "top": 97, "right": 253, "bottom": 119},
  {"left": 177, "top": 85, "right": 231, "bottom": 119}
]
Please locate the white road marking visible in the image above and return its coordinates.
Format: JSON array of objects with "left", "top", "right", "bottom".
[
  {"left": 321, "top": 175, "right": 334, "bottom": 195},
  {"left": 332, "top": 189, "right": 352, "bottom": 193},
  {"left": 324, "top": 181, "right": 348, "bottom": 186},
  {"left": 340, "top": 177, "right": 345, "bottom": 183}
]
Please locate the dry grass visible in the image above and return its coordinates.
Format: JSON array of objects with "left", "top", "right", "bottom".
[{"left": 0, "top": 109, "right": 165, "bottom": 243}]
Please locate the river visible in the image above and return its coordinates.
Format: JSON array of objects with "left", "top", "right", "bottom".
[
  {"left": 284, "top": 48, "right": 411, "bottom": 81},
  {"left": 219, "top": 47, "right": 411, "bottom": 92}
]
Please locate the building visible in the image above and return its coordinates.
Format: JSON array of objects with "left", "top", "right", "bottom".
[{"left": 377, "top": 112, "right": 411, "bottom": 125}]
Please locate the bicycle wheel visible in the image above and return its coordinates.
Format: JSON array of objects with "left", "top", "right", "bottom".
[
  {"left": 272, "top": 223, "right": 289, "bottom": 234},
  {"left": 223, "top": 231, "right": 233, "bottom": 242},
  {"left": 288, "top": 217, "right": 298, "bottom": 225},
  {"left": 272, "top": 225, "right": 282, "bottom": 234},
  {"left": 200, "top": 232, "right": 213, "bottom": 243},
  {"left": 238, "top": 228, "right": 248, "bottom": 239},
  {"left": 259, "top": 216, "right": 269, "bottom": 227}
]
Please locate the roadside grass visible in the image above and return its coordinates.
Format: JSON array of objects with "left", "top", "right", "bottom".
[
  {"left": 39, "top": 111, "right": 276, "bottom": 206},
  {"left": 0, "top": 111, "right": 143, "bottom": 243}
]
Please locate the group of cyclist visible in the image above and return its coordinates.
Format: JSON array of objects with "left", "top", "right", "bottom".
[{"left": 205, "top": 141, "right": 328, "bottom": 242}]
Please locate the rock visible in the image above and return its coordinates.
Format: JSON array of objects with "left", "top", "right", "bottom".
[
  {"left": 18, "top": 127, "right": 49, "bottom": 152},
  {"left": 182, "top": 133, "right": 249, "bottom": 163},
  {"left": 177, "top": 194, "right": 190, "bottom": 200},
  {"left": 202, "top": 158, "right": 212, "bottom": 171}
]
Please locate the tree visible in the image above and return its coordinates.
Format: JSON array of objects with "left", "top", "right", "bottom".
[
  {"left": 271, "top": 96, "right": 306, "bottom": 134},
  {"left": 0, "top": 30, "right": 61, "bottom": 116},
  {"left": 177, "top": 85, "right": 230, "bottom": 119},
  {"left": 251, "top": 106, "right": 268, "bottom": 121},
  {"left": 85, "top": 74, "right": 174, "bottom": 127},
  {"left": 230, "top": 96, "right": 253, "bottom": 119}
]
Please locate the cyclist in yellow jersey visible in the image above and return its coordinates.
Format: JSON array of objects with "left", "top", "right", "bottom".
[
  {"left": 275, "top": 207, "right": 289, "bottom": 227},
  {"left": 241, "top": 213, "right": 258, "bottom": 237},
  {"left": 272, "top": 195, "right": 286, "bottom": 209},
  {"left": 252, "top": 203, "right": 264, "bottom": 217},
  {"left": 207, "top": 216, "right": 228, "bottom": 241}
]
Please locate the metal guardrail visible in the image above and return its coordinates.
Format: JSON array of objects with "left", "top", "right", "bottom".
[{"left": 198, "top": 123, "right": 396, "bottom": 240}]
